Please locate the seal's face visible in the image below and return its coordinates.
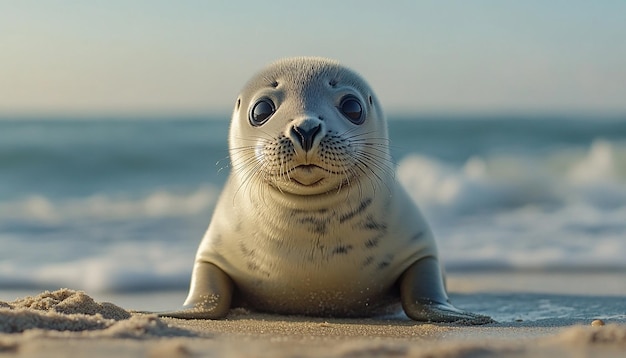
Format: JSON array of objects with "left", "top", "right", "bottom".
[{"left": 229, "top": 57, "right": 391, "bottom": 196}]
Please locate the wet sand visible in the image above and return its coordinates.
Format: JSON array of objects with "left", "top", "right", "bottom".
[{"left": 1, "top": 272, "right": 625, "bottom": 357}]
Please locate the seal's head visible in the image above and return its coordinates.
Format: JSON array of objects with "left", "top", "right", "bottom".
[{"left": 229, "top": 57, "right": 391, "bottom": 196}]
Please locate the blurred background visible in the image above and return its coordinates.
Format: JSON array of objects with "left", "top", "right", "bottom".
[
  {"left": 1, "top": 1, "right": 625, "bottom": 301},
  {"left": 3, "top": 1, "right": 626, "bottom": 116}
]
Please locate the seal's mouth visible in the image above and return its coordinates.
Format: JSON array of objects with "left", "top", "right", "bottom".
[
  {"left": 295, "top": 164, "right": 322, "bottom": 171},
  {"left": 289, "top": 164, "right": 327, "bottom": 186}
]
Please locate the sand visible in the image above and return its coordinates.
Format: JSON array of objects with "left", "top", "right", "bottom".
[{"left": 1, "top": 274, "right": 625, "bottom": 358}]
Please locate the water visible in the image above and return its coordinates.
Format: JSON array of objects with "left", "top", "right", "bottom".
[{"left": 1, "top": 116, "right": 626, "bottom": 293}]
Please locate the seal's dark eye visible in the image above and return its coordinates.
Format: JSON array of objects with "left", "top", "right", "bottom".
[
  {"left": 339, "top": 96, "right": 363, "bottom": 124},
  {"left": 250, "top": 99, "right": 275, "bottom": 126}
]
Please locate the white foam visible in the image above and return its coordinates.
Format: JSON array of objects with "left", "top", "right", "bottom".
[
  {"left": 0, "top": 241, "right": 195, "bottom": 292},
  {"left": 0, "top": 187, "right": 216, "bottom": 292},
  {"left": 1, "top": 139, "right": 626, "bottom": 292},
  {"left": 397, "top": 138, "right": 626, "bottom": 271},
  {"left": 0, "top": 186, "right": 218, "bottom": 223},
  {"left": 567, "top": 139, "right": 615, "bottom": 184}
]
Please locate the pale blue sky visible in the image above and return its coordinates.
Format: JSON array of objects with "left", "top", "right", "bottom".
[{"left": 2, "top": 1, "right": 625, "bottom": 116}]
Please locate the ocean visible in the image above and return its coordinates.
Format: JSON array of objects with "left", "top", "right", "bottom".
[{"left": 1, "top": 116, "right": 626, "bottom": 297}]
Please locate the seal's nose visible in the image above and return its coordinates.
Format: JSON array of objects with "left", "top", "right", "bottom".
[{"left": 291, "top": 121, "right": 322, "bottom": 152}]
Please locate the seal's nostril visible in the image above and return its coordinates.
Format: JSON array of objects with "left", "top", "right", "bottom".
[{"left": 291, "top": 123, "right": 322, "bottom": 152}]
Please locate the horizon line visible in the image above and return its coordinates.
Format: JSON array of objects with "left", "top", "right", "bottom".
[{"left": 1, "top": 108, "right": 626, "bottom": 121}]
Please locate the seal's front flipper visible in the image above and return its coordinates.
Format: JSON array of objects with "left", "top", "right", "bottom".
[
  {"left": 159, "top": 261, "right": 233, "bottom": 319},
  {"left": 400, "top": 256, "right": 495, "bottom": 325}
]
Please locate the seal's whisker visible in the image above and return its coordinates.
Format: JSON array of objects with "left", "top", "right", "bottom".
[
  {"left": 335, "top": 159, "right": 353, "bottom": 194},
  {"left": 232, "top": 156, "right": 266, "bottom": 199},
  {"left": 363, "top": 154, "right": 396, "bottom": 181},
  {"left": 230, "top": 154, "right": 259, "bottom": 174}
]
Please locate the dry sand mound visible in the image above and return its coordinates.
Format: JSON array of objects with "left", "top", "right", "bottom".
[{"left": 0, "top": 289, "right": 195, "bottom": 338}]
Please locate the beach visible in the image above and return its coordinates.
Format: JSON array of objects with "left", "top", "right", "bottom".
[
  {"left": 1, "top": 271, "right": 625, "bottom": 357},
  {"left": 2, "top": 118, "right": 626, "bottom": 357},
  {"left": 3, "top": 1, "right": 626, "bottom": 355}
]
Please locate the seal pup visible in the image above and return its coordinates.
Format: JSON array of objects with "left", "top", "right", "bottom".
[{"left": 163, "top": 57, "right": 492, "bottom": 324}]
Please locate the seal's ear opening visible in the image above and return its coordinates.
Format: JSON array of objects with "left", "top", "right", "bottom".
[
  {"left": 369, "top": 95, "right": 373, "bottom": 106},
  {"left": 236, "top": 98, "right": 241, "bottom": 111}
]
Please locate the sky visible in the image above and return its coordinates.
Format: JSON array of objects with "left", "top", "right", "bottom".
[{"left": 1, "top": 0, "right": 626, "bottom": 117}]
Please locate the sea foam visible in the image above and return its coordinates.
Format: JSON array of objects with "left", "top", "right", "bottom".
[{"left": 1, "top": 136, "right": 626, "bottom": 293}]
